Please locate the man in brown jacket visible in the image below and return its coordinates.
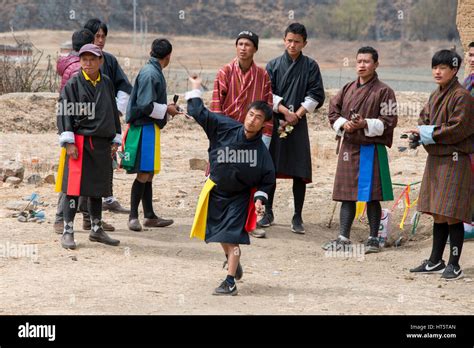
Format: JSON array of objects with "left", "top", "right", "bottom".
[
  {"left": 408, "top": 49, "right": 473, "bottom": 281},
  {"left": 323, "top": 46, "right": 397, "bottom": 254}
]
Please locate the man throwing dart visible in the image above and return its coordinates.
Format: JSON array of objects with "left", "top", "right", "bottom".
[{"left": 185, "top": 75, "right": 275, "bottom": 296}]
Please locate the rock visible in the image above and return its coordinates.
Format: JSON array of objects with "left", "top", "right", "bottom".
[
  {"left": 43, "top": 173, "right": 55, "bottom": 184},
  {"left": 1, "top": 160, "right": 24, "bottom": 181},
  {"left": 5, "top": 176, "right": 22, "bottom": 185},
  {"left": 26, "top": 174, "right": 43, "bottom": 185},
  {"left": 50, "top": 164, "right": 59, "bottom": 172},
  {"left": 189, "top": 158, "right": 208, "bottom": 171},
  {"left": 6, "top": 201, "right": 25, "bottom": 210}
]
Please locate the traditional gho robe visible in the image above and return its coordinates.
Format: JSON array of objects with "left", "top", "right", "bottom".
[
  {"left": 463, "top": 73, "right": 473, "bottom": 97},
  {"left": 328, "top": 73, "right": 397, "bottom": 202},
  {"left": 187, "top": 89, "right": 276, "bottom": 245},
  {"left": 417, "top": 77, "right": 474, "bottom": 222},
  {"left": 210, "top": 58, "right": 273, "bottom": 142},
  {"left": 122, "top": 58, "right": 168, "bottom": 174},
  {"left": 101, "top": 51, "right": 133, "bottom": 115},
  {"left": 266, "top": 51, "right": 325, "bottom": 182},
  {"left": 56, "top": 70, "right": 122, "bottom": 197}
]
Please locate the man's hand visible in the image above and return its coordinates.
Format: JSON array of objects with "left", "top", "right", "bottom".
[
  {"left": 111, "top": 143, "right": 119, "bottom": 158},
  {"left": 255, "top": 199, "right": 265, "bottom": 217},
  {"left": 167, "top": 104, "right": 182, "bottom": 117},
  {"left": 351, "top": 116, "right": 367, "bottom": 130},
  {"left": 284, "top": 109, "right": 299, "bottom": 126},
  {"left": 404, "top": 129, "right": 421, "bottom": 149},
  {"left": 189, "top": 75, "right": 202, "bottom": 90},
  {"left": 66, "top": 143, "right": 78, "bottom": 160},
  {"left": 343, "top": 121, "right": 357, "bottom": 133}
]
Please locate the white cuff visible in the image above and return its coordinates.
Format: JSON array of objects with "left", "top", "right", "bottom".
[
  {"left": 116, "top": 91, "right": 130, "bottom": 115},
  {"left": 150, "top": 102, "right": 167, "bottom": 120},
  {"left": 301, "top": 96, "right": 318, "bottom": 113},
  {"left": 272, "top": 94, "right": 283, "bottom": 113},
  {"left": 254, "top": 191, "right": 268, "bottom": 200},
  {"left": 185, "top": 89, "right": 203, "bottom": 101},
  {"left": 112, "top": 133, "right": 122, "bottom": 145},
  {"left": 333, "top": 117, "right": 348, "bottom": 136},
  {"left": 418, "top": 125, "right": 436, "bottom": 145},
  {"left": 262, "top": 134, "right": 271, "bottom": 149},
  {"left": 364, "top": 118, "right": 385, "bottom": 137},
  {"left": 59, "top": 131, "right": 75, "bottom": 147}
]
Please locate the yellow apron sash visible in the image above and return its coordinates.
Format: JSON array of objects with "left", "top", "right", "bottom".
[{"left": 190, "top": 179, "right": 216, "bottom": 240}]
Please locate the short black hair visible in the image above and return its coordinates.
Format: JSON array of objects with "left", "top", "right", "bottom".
[
  {"left": 84, "top": 18, "right": 108, "bottom": 36},
  {"left": 357, "top": 46, "right": 378, "bottom": 63},
  {"left": 72, "top": 29, "right": 94, "bottom": 52},
  {"left": 431, "top": 49, "right": 462, "bottom": 72},
  {"left": 247, "top": 101, "right": 273, "bottom": 122},
  {"left": 151, "top": 39, "right": 172, "bottom": 59},
  {"left": 469, "top": 42, "right": 474, "bottom": 49},
  {"left": 284, "top": 22, "right": 307, "bottom": 42}
]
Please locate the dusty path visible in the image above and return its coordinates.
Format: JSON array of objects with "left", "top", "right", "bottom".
[{"left": 1, "top": 122, "right": 473, "bottom": 315}]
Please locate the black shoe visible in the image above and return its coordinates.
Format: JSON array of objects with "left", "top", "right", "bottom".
[
  {"left": 257, "top": 211, "right": 274, "bottom": 228},
  {"left": 222, "top": 259, "right": 244, "bottom": 281},
  {"left": 410, "top": 259, "right": 446, "bottom": 274},
  {"left": 89, "top": 229, "right": 120, "bottom": 246},
  {"left": 291, "top": 215, "right": 305, "bottom": 234},
  {"left": 440, "top": 264, "right": 464, "bottom": 281},
  {"left": 322, "top": 236, "right": 352, "bottom": 251},
  {"left": 213, "top": 280, "right": 238, "bottom": 296},
  {"left": 365, "top": 237, "right": 380, "bottom": 254},
  {"left": 143, "top": 216, "right": 174, "bottom": 227},
  {"left": 102, "top": 200, "right": 130, "bottom": 214},
  {"left": 61, "top": 233, "right": 76, "bottom": 250},
  {"left": 128, "top": 218, "right": 143, "bottom": 232}
]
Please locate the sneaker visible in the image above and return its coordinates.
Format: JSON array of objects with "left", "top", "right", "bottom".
[
  {"left": 291, "top": 215, "right": 305, "bottom": 234},
  {"left": 365, "top": 237, "right": 380, "bottom": 254},
  {"left": 222, "top": 259, "right": 244, "bottom": 281},
  {"left": 410, "top": 259, "right": 446, "bottom": 274},
  {"left": 440, "top": 264, "right": 464, "bottom": 281},
  {"left": 322, "top": 236, "right": 352, "bottom": 251},
  {"left": 257, "top": 211, "right": 274, "bottom": 228},
  {"left": 213, "top": 280, "right": 238, "bottom": 296},
  {"left": 250, "top": 228, "right": 266, "bottom": 238}
]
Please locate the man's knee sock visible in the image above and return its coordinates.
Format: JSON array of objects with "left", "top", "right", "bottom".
[
  {"left": 367, "top": 201, "right": 382, "bottom": 239},
  {"left": 428, "top": 222, "right": 449, "bottom": 264},
  {"left": 130, "top": 179, "right": 146, "bottom": 220},
  {"left": 339, "top": 201, "right": 356, "bottom": 239},
  {"left": 63, "top": 196, "right": 79, "bottom": 234},
  {"left": 293, "top": 178, "right": 306, "bottom": 218},
  {"left": 447, "top": 222, "right": 464, "bottom": 267}
]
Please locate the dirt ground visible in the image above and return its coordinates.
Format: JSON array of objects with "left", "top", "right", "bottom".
[{"left": 1, "top": 89, "right": 473, "bottom": 315}]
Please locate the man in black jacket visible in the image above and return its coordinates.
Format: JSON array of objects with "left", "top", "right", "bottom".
[
  {"left": 57, "top": 44, "right": 121, "bottom": 250},
  {"left": 84, "top": 18, "right": 132, "bottom": 215},
  {"left": 122, "top": 39, "right": 181, "bottom": 232}
]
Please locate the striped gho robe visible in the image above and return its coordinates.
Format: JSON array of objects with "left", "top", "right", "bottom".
[
  {"left": 210, "top": 58, "right": 273, "bottom": 138},
  {"left": 417, "top": 77, "right": 474, "bottom": 222},
  {"left": 328, "top": 73, "right": 398, "bottom": 202}
]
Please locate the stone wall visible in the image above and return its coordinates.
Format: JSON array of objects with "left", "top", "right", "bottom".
[{"left": 456, "top": 0, "right": 473, "bottom": 77}]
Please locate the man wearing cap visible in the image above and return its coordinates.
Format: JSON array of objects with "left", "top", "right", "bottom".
[
  {"left": 56, "top": 44, "right": 122, "bottom": 249},
  {"left": 84, "top": 18, "right": 133, "bottom": 215},
  {"left": 210, "top": 30, "right": 273, "bottom": 239}
]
